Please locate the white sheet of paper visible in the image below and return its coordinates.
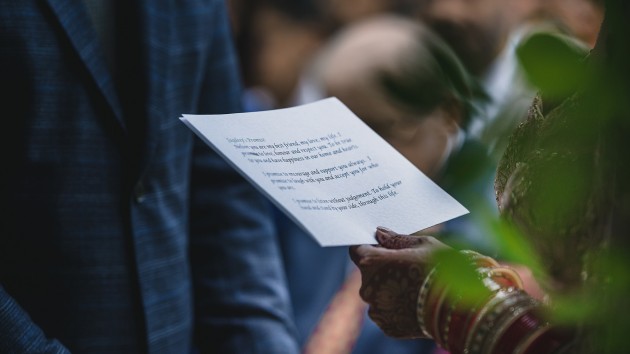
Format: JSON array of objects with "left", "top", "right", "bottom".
[{"left": 181, "top": 97, "right": 468, "bottom": 246}]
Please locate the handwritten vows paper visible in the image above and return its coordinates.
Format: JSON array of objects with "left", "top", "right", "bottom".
[{"left": 181, "top": 98, "right": 467, "bottom": 246}]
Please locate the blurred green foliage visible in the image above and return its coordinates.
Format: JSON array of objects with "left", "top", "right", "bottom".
[
  {"left": 517, "top": 31, "right": 590, "bottom": 102},
  {"left": 426, "top": 1, "right": 630, "bottom": 352}
]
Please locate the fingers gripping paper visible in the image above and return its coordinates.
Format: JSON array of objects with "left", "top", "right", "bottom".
[{"left": 180, "top": 98, "right": 468, "bottom": 246}]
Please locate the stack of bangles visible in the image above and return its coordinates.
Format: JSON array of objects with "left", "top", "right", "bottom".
[{"left": 416, "top": 250, "right": 573, "bottom": 354}]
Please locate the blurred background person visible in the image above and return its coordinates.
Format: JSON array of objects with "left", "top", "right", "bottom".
[
  {"left": 542, "top": 0, "right": 604, "bottom": 48},
  {"left": 416, "top": 0, "right": 541, "bottom": 158},
  {"left": 229, "top": 0, "right": 423, "bottom": 112},
  {"left": 280, "top": 15, "right": 485, "bottom": 354},
  {"left": 416, "top": 0, "right": 604, "bottom": 158},
  {"left": 229, "top": 0, "right": 327, "bottom": 110}
]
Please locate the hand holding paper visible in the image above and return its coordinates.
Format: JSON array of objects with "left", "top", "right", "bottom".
[{"left": 180, "top": 98, "right": 467, "bottom": 246}]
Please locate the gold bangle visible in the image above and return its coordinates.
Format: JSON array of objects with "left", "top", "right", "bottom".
[
  {"left": 488, "top": 266, "right": 525, "bottom": 289},
  {"left": 477, "top": 267, "right": 503, "bottom": 292},
  {"left": 463, "top": 288, "right": 516, "bottom": 354},
  {"left": 440, "top": 293, "right": 462, "bottom": 352},
  {"left": 513, "top": 323, "right": 551, "bottom": 354},
  {"left": 468, "top": 289, "right": 532, "bottom": 354},
  {"left": 416, "top": 266, "right": 438, "bottom": 338},
  {"left": 460, "top": 250, "right": 500, "bottom": 268},
  {"left": 431, "top": 282, "right": 451, "bottom": 343},
  {"left": 481, "top": 294, "right": 540, "bottom": 354}
]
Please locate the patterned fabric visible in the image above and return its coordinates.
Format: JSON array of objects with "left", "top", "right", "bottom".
[{"left": 0, "top": 1, "right": 299, "bottom": 353}]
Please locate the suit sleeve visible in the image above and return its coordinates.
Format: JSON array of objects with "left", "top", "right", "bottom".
[
  {"left": 187, "top": 1, "right": 300, "bottom": 353},
  {"left": 0, "top": 286, "right": 70, "bottom": 354}
]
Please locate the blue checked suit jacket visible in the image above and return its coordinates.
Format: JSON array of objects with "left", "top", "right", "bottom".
[{"left": 0, "top": 1, "right": 299, "bottom": 353}]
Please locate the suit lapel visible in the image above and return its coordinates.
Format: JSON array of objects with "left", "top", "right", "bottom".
[
  {"left": 44, "top": 0, "right": 126, "bottom": 133},
  {"left": 45, "top": 0, "right": 174, "bottom": 177},
  {"left": 134, "top": 0, "right": 173, "bottom": 176}
]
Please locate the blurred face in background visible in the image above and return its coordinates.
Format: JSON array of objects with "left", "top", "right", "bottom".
[
  {"left": 417, "top": 0, "right": 517, "bottom": 76},
  {"left": 367, "top": 106, "right": 461, "bottom": 179},
  {"left": 545, "top": 0, "right": 604, "bottom": 47},
  {"left": 328, "top": 79, "right": 461, "bottom": 179},
  {"left": 251, "top": 7, "right": 324, "bottom": 107},
  {"left": 318, "top": 16, "right": 466, "bottom": 178}
]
